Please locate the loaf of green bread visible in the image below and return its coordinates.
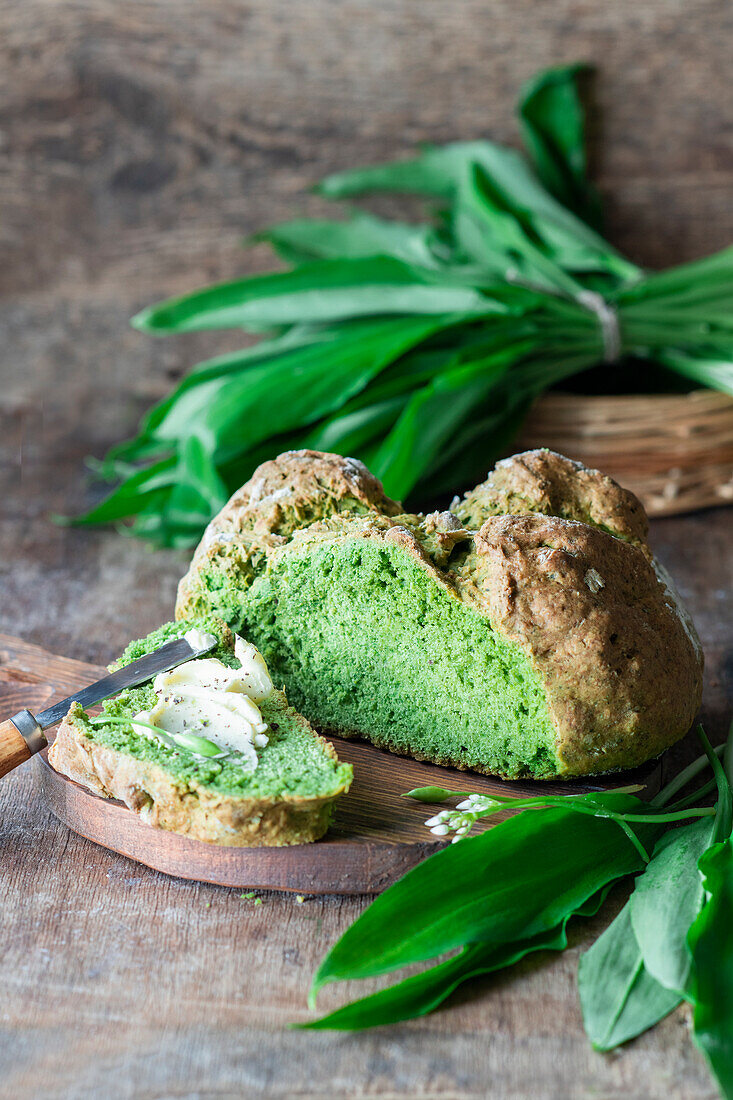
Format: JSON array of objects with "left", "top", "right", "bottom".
[
  {"left": 176, "top": 449, "right": 703, "bottom": 779},
  {"left": 49, "top": 620, "right": 353, "bottom": 845}
]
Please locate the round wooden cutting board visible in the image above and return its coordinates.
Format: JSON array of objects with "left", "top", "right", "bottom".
[{"left": 2, "top": 632, "right": 660, "bottom": 894}]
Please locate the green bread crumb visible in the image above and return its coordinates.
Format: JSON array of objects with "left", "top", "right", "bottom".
[{"left": 188, "top": 537, "right": 559, "bottom": 779}]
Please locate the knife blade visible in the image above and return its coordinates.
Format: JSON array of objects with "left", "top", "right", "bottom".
[{"left": 0, "top": 631, "right": 218, "bottom": 778}]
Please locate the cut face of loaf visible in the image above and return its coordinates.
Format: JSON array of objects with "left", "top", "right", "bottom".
[
  {"left": 49, "top": 619, "right": 353, "bottom": 846},
  {"left": 176, "top": 450, "right": 703, "bottom": 780}
]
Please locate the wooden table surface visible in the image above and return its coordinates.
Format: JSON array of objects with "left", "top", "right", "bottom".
[{"left": 1, "top": 2, "right": 732, "bottom": 1096}]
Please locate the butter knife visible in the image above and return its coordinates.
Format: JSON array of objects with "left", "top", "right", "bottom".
[{"left": 0, "top": 633, "right": 217, "bottom": 778}]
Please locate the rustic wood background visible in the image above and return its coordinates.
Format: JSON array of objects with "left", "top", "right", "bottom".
[{"left": 1, "top": 2, "right": 732, "bottom": 1097}]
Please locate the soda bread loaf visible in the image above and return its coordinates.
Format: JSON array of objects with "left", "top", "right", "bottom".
[
  {"left": 176, "top": 449, "right": 703, "bottom": 780},
  {"left": 49, "top": 620, "right": 352, "bottom": 846}
]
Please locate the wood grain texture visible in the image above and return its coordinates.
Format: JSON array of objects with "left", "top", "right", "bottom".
[
  {"left": 0, "top": 1, "right": 731, "bottom": 1096},
  {"left": 0, "top": 718, "right": 31, "bottom": 777}
]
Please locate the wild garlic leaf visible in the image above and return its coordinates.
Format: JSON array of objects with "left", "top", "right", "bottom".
[
  {"left": 137, "top": 320, "right": 411, "bottom": 449},
  {"left": 137, "top": 328, "right": 328, "bottom": 439},
  {"left": 656, "top": 353, "right": 733, "bottom": 397},
  {"left": 154, "top": 317, "right": 458, "bottom": 461},
  {"left": 300, "top": 342, "right": 473, "bottom": 456},
  {"left": 71, "top": 457, "right": 179, "bottom": 526},
  {"left": 518, "top": 63, "right": 602, "bottom": 230},
  {"left": 257, "top": 213, "right": 446, "bottom": 269},
  {"left": 132, "top": 257, "right": 489, "bottom": 333},
  {"left": 310, "top": 795, "right": 657, "bottom": 1003},
  {"left": 698, "top": 723, "right": 733, "bottom": 842},
  {"left": 303, "top": 924, "right": 572, "bottom": 1030},
  {"left": 73, "top": 318, "right": 463, "bottom": 536},
  {"left": 178, "top": 435, "right": 229, "bottom": 512},
  {"left": 303, "top": 396, "right": 405, "bottom": 458},
  {"left": 304, "top": 880, "right": 616, "bottom": 1031},
  {"left": 73, "top": 68, "right": 733, "bottom": 545},
  {"left": 630, "top": 817, "right": 717, "bottom": 995},
  {"left": 416, "top": 346, "right": 589, "bottom": 488},
  {"left": 617, "top": 245, "right": 733, "bottom": 302},
  {"left": 371, "top": 342, "right": 529, "bottom": 498},
  {"left": 157, "top": 488, "right": 215, "bottom": 540},
  {"left": 304, "top": 880, "right": 613, "bottom": 1029},
  {"left": 319, "top": 141, "right": 634, "bottom": 280},
  {"left": 687, "top": 839, "right": 733, "bottom": 1098},
  {"left": 581, "top": 726, "right": 732, "bottom": 1054},
  {"left": 452, "top": 163, "right": 584, "bottom": 296},
  {"left": 579, "top": 903, "right": 682, "bottom": 1051}
]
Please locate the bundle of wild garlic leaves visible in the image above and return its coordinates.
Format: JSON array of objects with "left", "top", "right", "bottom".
[
  {"left": 303, "top": 724, "right": 733, "bottom": 1100},
  {"left": 77, "top": 63, "right": 733, "bottom": 546}
]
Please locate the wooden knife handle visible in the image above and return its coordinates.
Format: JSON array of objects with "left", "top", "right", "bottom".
[{"left": 0, "top": 712, "right": 46, "bottom": 777}]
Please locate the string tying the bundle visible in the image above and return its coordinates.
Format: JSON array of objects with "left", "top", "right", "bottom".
[{"left": 577, "top": 290, "right": 622, "bottom": 364}]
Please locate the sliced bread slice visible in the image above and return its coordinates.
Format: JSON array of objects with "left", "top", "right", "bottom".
[{"left": 49, "top": 619, "right": 353, "bottom": 846}]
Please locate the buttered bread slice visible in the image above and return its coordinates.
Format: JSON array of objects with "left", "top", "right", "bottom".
[{"left": 49, "top": 620, "right": 352, "bottom": 846}]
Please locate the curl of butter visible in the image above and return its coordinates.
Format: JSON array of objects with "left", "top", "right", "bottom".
[
  {"left": 133, "top": 633, "right": 275, "bottom": 770},
  {"left": 183, "top": 627, "right": 219, "bottom": 653}
]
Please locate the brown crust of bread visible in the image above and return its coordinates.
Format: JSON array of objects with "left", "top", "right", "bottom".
[
  {"left": 459, "top": 513, "right": 702, "bottom": 775},
  {"left": 198, "top": 448, "right": 399, "bottom": 550},
  {"left": 176, "top": 449, "right": 703, "bottom": 779},
  {"left": 178, "top": 449, "right": 403, "bottom": 613},
  {"left": 453, "top": 449, "right": 649, "bottom": 545},
  {"left": 49, "top": 697, "right": 350, "bottom": 847}
]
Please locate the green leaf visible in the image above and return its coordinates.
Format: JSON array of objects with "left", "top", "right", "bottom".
[
  {"left": 372, "top": 340, "right": 530, "bottom": 498},
  {"left": 76, "top": 318, "right": 460, "bottom": 532},
  {"left": 618, "top": 245, "right": 733, "bottom": 302},
  {"left": 301, "top": 924, "right": 572, "bottom": 1031},
  {"left": 451, "top": 164, "right": 583, "bottom": 295},
  {"left": 137, "top": 327, "right": 328, "bottom": 439},
  {"left": 296, "top": 340, "right": 461, "bottom": 457},
  {"left": 630, "top": 817, "right": 716, "bottom": 995},
  {"left": 157, "top": 479, "right": 216, "bottom": 535},
  {"left": 310, "top": 795, "right": 656, "bottom": 1004},
  {"left": 319, "top": 141, "right": 636, "bottom": 280},
  {"left": 518, "top": 63, "right": 601, "bottom": 229},
  {"left": 302, "top": 396, "right": 404, "bottom": 457},
  {"left": 655, "top": 352, "right": 733, "bottom": 397},
  {"left": 698, "top": 723, "right": 733, "bottom": 842},
  {"left": 257, "top": 212, "right": 445, "bottom": 268},
  {"left": 147, "top": 318, "right": 452, "bottom": 450},
  {"left": 424, "top": 368, "right": 544, "bottom": 490},
  {"left": 70, "top": 456, "right": 178, "bottom": 526},
  {"left": 302, "top": 882, "right": 612, "bottom": 1031},
  {"left": 317, "top": 146, "right": 466, "bottom": 202},
  {"left": 74, "top": 72, "right": 733, "bottom": 548},
  {"left": 687, "top": 839, "right": 733, "bottom": 1098},
  {"left": 179, "top": 435, "right": 229, "bottom": 512},
  {"left": 189, "top": 317, "right": 461, "bottom": 463},
  {"left": 133, "top": 257, "right": 489, "bottom": 333},
  {"left": 579, "top": 903, "right": 682, "bottom": 1051},
  {"left": 580, "top": 727, "right": 731, "bottom": 1056}
]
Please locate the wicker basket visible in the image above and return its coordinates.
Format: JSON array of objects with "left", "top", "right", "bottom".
[{"left": 513, "top": 389, "right": 733, "bottom": 516}]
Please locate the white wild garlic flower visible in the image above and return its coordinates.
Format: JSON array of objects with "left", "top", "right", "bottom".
[{"left": 425, "top": 794, "right": 502, "bottom": 842}]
